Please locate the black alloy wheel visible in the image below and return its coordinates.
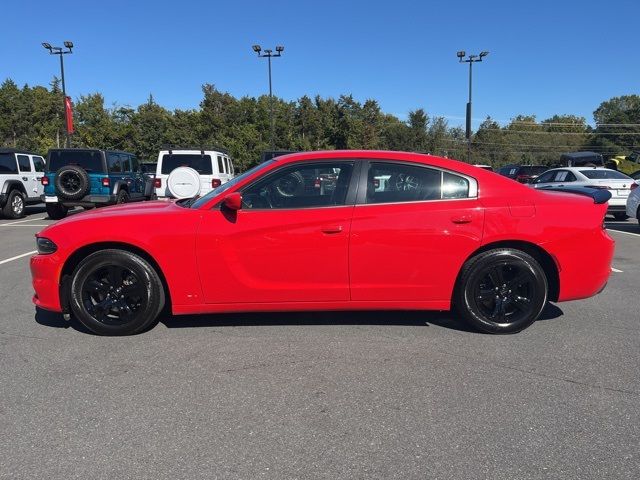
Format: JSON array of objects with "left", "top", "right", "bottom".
[
  {"left": 70, "top": 249, "right": 165, "bottom": 335},
  {"left": 455, "top": 249, "right": 548, "bottom": 334}
]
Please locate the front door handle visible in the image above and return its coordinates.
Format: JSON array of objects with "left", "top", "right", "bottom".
[
  {"left": 451, "top": 215, "right": 472, "bottom": 224},
  {"left": 321, "top": 225, "right": 343, "bottom": 234}
]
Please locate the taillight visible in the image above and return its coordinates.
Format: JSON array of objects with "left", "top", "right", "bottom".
[
  {"left": 212, "top": 179, "right": 222, "bottom": 188},
  {"left": 154, "top": 178, "right": 161, "bottom": 188},
  {"left": 373, "top": 179, "right": 380, "bottom": 188},
  {"left": 314, "top": 178, "right": 321, "bottom": 188},
  {"left": 516, "top": 175, "right": 530, "bottom": 182},
  {"left": 631, "top": 183, "right": 638, "bottom": 191},
  {"left": 41, "top": 176, "right": 49, "bottom": 186},
  {"left": 102, "top": 178, "right": 110, "bottom": 187}
]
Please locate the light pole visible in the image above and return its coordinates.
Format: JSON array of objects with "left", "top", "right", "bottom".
[
  {"left": 457, "top": 50, "right": 489, "bottom": 162},
  {"left": 252, "top": 44, "right": 284, "bottom": 151},
  {"left": 43, "top": 41, "right": 74, "bottom": 147}
]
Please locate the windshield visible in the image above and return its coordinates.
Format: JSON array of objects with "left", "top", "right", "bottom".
[
  {"left": 161, "top": 154, "right": 213, "bottom": 174},
  {"left": 579, "top": 169, "right": 630, "bottom": 180},
  {"left": 190, "top": 160, "right": 275, "bottom": 209},
  {"left": 47, "top": 150, "right": 105, "bottom": 172}
]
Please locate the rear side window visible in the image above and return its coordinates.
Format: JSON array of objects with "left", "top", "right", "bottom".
[
  {"left": 32, "top": 156, "right": 45, "bottom": 172},
  {"left": 108, "top": 153, "right": 123, "bottom": 173},
  {"left": 579, "top": 169, "right": 630, "bottom": 180},
  {"left": 161, "top": 154, "right": 213, "bottom": 175},
  {"left": 17, "top": 154, "right": 32, "bottom": 172},
  {"left": 217, "top": 155, "right": 224, "bottom": 174},
  {"left": 131, "top": 157, "right": 139, "bottom": 172},
  {"left": 0, "top": 153, "right": 18, "bottom": 173},
  {"left": 120, "top": 154, "right": 131, "bottom": 172},
  {"left": 554, "top": 171, "right": 576, "bottom": 182},
  {"left": 366, "top": 163, "right": 441, "bottom": 204},
  {"left": 48, "top": 150, "right": 105, "bottom": 172}
]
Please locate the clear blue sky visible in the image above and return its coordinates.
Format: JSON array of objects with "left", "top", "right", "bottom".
[{"left": 2, "top": 0, "right": 638, "bottom": 128}]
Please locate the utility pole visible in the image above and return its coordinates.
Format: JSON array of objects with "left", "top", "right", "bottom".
[
  {"left": 252, "top": 45, "right": 284, "bottom": 151},
  {"left": 43, "top": 41, "right": 74, "bottom": 147},
  {"left": 457, "top": 50, "right": 489, "bottom": 162}
]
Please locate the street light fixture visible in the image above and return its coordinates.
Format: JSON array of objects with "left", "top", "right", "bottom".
[
  {"left": 43, "top": 41, "right": 74, "bottom": 147},
  {"left": 457, "top": 50, "right": 489, "bottom": 162},
  {"left": 252, "top": 44, "right": 284, "bottom": 150}
]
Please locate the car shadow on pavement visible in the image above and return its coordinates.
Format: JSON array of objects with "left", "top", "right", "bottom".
[
  {"left": 160, "top": 303, "right": 564, "bottom": 333},
  {"left": 34, "top": 307, "right": 93, "bottom": 334},
  {"left": 34, "top": 304, "right": 564, "bottom": 335}
]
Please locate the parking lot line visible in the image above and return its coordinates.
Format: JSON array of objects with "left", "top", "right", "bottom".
[
  {"left": 0, "top": 251, "right": 37, "bottom": 265},
  {"left": 608, "top": 229, "right": 640, "bottom": 238},
  {"left": 0, "top": 217, "right": 47, "bottom": 226},
  {"left": 0, "top": 224, "right": 49, "bottom": 227},
  {"left": 612, "top": 267, "right": 623, "bottom": 273}
]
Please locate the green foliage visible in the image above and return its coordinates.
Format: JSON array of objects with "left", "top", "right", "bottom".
[{"left": 0, "top": 77, "right": 636, "bottom": 169}]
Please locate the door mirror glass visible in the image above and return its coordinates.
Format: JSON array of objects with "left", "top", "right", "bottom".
[{"left": 222, "top": 192, "right": 242, "bottom": 210}]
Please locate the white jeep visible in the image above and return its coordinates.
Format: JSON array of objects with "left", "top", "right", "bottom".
[
  {"left": 0, "top": 148, "right": 46, "bottom": 218},
  {"left": 154, "top": 148, "right": 235, "bottom": 199}
]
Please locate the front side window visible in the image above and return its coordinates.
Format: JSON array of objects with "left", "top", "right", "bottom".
[
  {"left": 242, "top": 162, "right": 354, "bottom": 209},
  {"left": 367, "top": 163, "right": 468, "bottom": 204},
  {"left": 17, "top": 154, "right": 32, "bottom": 172},
  {"left": 131, "top": 157, "right": 139, "bottom": 172},
  {"left": 0, "top": 153, "right": 18, "bottom": 173},
  {"left": 534, "top": 171, "right": 555, "bottom": 184}
]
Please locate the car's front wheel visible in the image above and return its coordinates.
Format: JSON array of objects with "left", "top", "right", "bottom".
[
  {"left": 454, "top": 248, "right": 548, "bottom": 334},
  {"left": 69, "top": 249, "right": 165, "bottom": 335}
]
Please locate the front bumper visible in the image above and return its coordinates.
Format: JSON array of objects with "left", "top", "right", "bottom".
[
  {"left": 41, "top": 194, "right": 117, "bottom": 207},
  {"left": 30, "top": 253, "right": 64, "bottom": 313}
]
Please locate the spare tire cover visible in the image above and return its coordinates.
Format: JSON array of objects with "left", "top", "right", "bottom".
[{"left": 167, "top": 167, "right": 201, "bottom": 199}]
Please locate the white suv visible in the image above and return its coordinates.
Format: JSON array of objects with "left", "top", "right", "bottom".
[
  {"left": 154, "top": 148, "right": 235, "bottom": 199},
  {"left": 0, "top": 148, "right": 46, "bottom": 218}
]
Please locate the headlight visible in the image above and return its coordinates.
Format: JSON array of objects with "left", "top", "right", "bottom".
[{"left": 36, "top": 237, "right": 57, "bottom": 254}]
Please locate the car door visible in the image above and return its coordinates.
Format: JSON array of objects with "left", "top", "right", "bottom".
[
  {"left": 196, "top": 160, "right": 359, "bottom": 304},
  {"left": 349, "top": 160, "right": 484, "bottom": 303},
  {"left": 31, "top": 155, "right": 46, "bottom": 198},
  {"left": 16, "top": 154, "right": 38, "bottom": 200}
]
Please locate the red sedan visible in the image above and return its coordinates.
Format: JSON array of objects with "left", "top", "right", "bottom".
[{"left": 30, "top": 151, "right": 614, "bottom": 336}]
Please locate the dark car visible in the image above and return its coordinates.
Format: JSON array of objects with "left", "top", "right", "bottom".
[
  {"left": 498, "top": 165, "right": 549, "bottom": 183},
  {"left": 42, "top": 149, "right": 155, "bottom": 219},
  {"left": 561, "top": 151, "right": 605, "bottom": 168}
]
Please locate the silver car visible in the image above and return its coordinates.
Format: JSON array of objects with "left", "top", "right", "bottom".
[{"left": 531, "top": 167, "right": 637, "bottom": 220}]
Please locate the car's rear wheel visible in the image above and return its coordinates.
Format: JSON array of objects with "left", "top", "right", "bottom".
[
  {"left": 69, "top": 249, "right": 165, "bottom": 336},
  {"left": 116, "top": 189, "right": 129, "bottom": 204},
  {"left": 454, "top": 248, "right": 548, "bottom": 334},
  {"left": 2, "top": 190, "right": 25, "bottom": 219},
  {"left": 45, "top": 203, "right": 68, "bottom": 220},
  {"left": 613, "top": 212, "right": 628, "bottom": 221}
]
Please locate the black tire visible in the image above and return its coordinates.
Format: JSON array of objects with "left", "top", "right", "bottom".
[
  {"left": 613, "top": 212, "right": 628, "bottom": 221},
  {"left": 69, "top": 249, "right": 165, "bottom": 336},
  {"left": 45, "top": 203, "right": 69, "bottom": 220},
  {"left": 2, "top": 190, "right": 26, "bottom": 219},
  {"left": 454, "top": 248, "right": 548, "bottom": 334},
  {"left": 54, "top": 165, "right": 90, "bottom": 201},
  {"left": 116, "top": 189, "right": 129, "bottom": 204}
]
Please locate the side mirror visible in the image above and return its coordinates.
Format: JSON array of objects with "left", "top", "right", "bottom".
[{"left": 222, "top": 192, "right": 242, "bottom": 210}]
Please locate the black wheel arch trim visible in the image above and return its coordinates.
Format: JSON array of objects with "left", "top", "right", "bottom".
[{"left": 1, "top": 180, "right": 27, "bottom": 196}]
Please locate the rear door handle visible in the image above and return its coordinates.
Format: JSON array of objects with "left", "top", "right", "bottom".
[
  {"left": 321, "top": 225, "right": 343, "bottom": 234},
  {"left": 451, "top": 215, "right": 472, "bottom": 224}
]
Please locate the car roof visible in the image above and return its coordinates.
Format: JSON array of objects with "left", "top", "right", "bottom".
[
  {"left": 0, "top": 147, "right": 41, "bottom": 156},
  {"left": 47, "top": 148, "right": 135, "bottom": 155},
  {"left": 560, "top": 151, "right": 603, "bottom": 159}
]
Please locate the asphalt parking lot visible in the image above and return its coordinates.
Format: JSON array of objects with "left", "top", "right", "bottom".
[{"left": 1, "top": 206, "right": 638, "bottom": 479}]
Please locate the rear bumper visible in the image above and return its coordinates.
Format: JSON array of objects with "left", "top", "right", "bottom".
[
  {"left": 30, "top": 253, "right": 63, "bottom": 313},
  {"left": 42, "top": 194, "right": 117, "bottom": 207},
  {"left": 551, "top": 228, "right": 615, "bottom": 302}
]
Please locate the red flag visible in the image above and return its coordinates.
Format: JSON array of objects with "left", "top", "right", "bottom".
[{"left": 65, "top": 96, "right": 74, "bottom": 134}]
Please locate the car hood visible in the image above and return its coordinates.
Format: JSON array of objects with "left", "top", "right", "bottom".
[{"left": 57, "top": 199, "right": 181, "bottom": 223}]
